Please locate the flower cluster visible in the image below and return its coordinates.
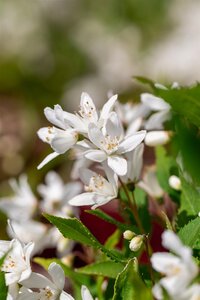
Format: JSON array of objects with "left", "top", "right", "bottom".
[
  {"left": 37, "top": 91, "right": 172, "bottom": 208},
  {"left": 1, "top": 85, "right": 200, "bottom": 300},
  {"left": 0, "top": 234, "right": 93, "bottom": 300}
]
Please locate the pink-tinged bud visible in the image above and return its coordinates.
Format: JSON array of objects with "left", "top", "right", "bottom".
[
  {"left": 145, "top": 131, "right": 171, "bottom": 147},
  {"left": 169, "top": 175, "right": 181, "bottom": 191},
  {"left": 123, "top": 230, "right": 135, "bottom": 240},
  {"left": 129, "top": 235, "right": 143, "bottom": 252}
]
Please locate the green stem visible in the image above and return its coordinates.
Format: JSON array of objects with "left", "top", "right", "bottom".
[{"left": 119, "top": 178, "right": 155, "bottom": 284}]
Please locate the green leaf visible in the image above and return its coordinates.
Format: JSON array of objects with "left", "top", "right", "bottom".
[
  {"left": 134, "top": 188, "right": 151, "bottom": 232},
  {"left": 77, "top": 261, "right": 124, "bottom": 279},
  {"left": 112, "top": 259, "right": 153, "bottom": 300},
  {"left": 44, "top": 214, "right": 124, "bottom": 262},
  {"left": 179, "top": 176, "right": 200, "bottom": 216},
  {"left": 178, "top": 217, "right": 200, "bottom": 248},
  {"left": 134, "top": 76, "right": 155, "bottom": 90},
  {"left": 156, "top": 83, "right": 200, "bottom": 128},
  {"left": 0, "top": 272, "right": 7, "bottom": 300},
  {"left": 0, "top": 253, "right": 9, "bottom": 300},
  {"left": 104, "top": 230, "right": 121, "bottom": 250},
  {"left": 86, "top": 209, "right": 134, "bottom": 231},
  {"left": 156, "top": 146, "right": 176, "bottom": 192},
  {"left": 34, "top": 257, "right": 89, "bottom": 286}
]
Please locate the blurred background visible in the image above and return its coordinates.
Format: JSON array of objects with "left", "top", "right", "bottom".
[{"left": 0, "top": 0, "right": 200, "bottom": 184}]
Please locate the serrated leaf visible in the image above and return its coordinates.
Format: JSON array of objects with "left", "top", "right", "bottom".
[
  {"left": 156, "top": 84, "right": 200, "bottom": 128},
  {"left": 86, "top": 209, "right": 134, "bottom": 231},
  {"left": 44, "top": 214, "right": 124, "bottom": 262},
  {"left": 179, "top": 176, "right": 200, "bottom": 216},
  {"left": 34, "top": 257, "right": 89, "bottom": 285},
  {"left": 112, "top": 259, "right": 153, "bottom": 300},
  {"left": 178, "top": 217, "right": 200, "bottom": 248},
  {"left": 77, "top": 261, "right": 124, "bottom": 279}
]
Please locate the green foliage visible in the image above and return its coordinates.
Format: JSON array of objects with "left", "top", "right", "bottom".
[
  {"left": 44, "top": 214, "right": 124, "bottom": 262},
  {"left": 178, "top": 217, "right": 200, "bottom": 249},
  {"left": 112, "top": 259, "right": 153, "bottom": 300},
  {"left": 104, "top": 230, "right": 121, "bottom": 250},
  {"left": 0, "top": 272, "right": 7, "bottom": 300},
  {"left": 134, "top": 187, "right": 151, "bottom": 232},
  {"left": 0, "top": 255, "right": 8, "bottom": 300},
  {"left": 77, "top": 261, "right": 124, "bottom": 279},
  {"left": 155, "top": 146, "right": 176, "bottom": 193},
  {"left": 179, "top": 176, "right": 200, "bottom": 217},
  {"left": 156, "top": 84, "right": 200, "bottom": 128}
]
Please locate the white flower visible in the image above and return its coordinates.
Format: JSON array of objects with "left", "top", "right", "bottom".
[
  {"left": 145, "top": 131, "right": 171, "bottom": 147},
  {"left": 19, "top": 263, "right": 74, "bottom": 300},
  {"left": 121, "top": 143, "right": 144, "bottom": 183},
  {"left": 169, "top": 175, "right": 181, "bottom": 191},
  {"left": 0, "top": 175, "right": 37, "bottom": 221},
  {"left": 151, "top": 230, "right": 198, "bottom": 300},
  {"left": 82, "top": 112, "right": 146, "bottom": 176},
  {"left": 38, "top": 171, "right": 82, "bottom": 217},
  {"left": 37, "top": 104, "right": 78, "bottom": 169},
  {"left": 137, "top": 167, "right": 164, "bottom": 198},
  {"left": 8, "top": 220, "right": 73, "bottom": 257},
  {"left": 141, "top": 93, "right": 171, "bottom": 130},
  {"left": 115, "top": 101, "right": 150, "bottom": 135},
  {"left": 62, "top": 92, "right": 118, "bottom": 134},
  {"left": 0, "top": 239, "right": 34, "bottom": 286},
  {"left": 69, "top": 164, "right": 118, "bottom": 209}
]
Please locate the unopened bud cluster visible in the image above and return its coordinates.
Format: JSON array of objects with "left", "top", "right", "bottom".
[{"left": 123, "top": 230, "right": 144, "bottom": 252}]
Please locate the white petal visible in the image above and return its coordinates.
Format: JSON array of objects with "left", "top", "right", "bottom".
[
  {"left": 141, "top": 93, "right": 170, "bottom": 111},
  {"left": 37, "top": 152, "right": 60, "bottom": 170},
  {"left": 63, "top": 111, "right": 86, "bottom": 132},
  {"left": 151, "top": 252, "right": 181, "bottom": 274},
  {"left": 80, "top": 92, "right": 96, "bottom": 110},
  {"left": 145, "top": 110, "right": 171, "bottom": 130},
  {"left": 51, "top": 130, "right": 77, "bottom": 154},
  {"left": 162, "top": 230, "right": 190, "bottom": 258},
  {"left": 88, "top": 123, "right": 105, "bottom": 149},
  {"left": 69, "top": 192, "right": 105, "bottom": 207},
  {"left": 117, "top": 130, "right": 146, "bottom": 154},
  {"left": 105, "top": 112, "right": 124, "bottom": 138},
  {"left": 145, "top": 131, "right": 170, "bottom": 147},
  {"left": 21, "top": 272, "right": 53, "bottom": 289},
  {"left": 37, "top": 127, "right": 53, "bottom": 144},
  {"left": 81, "top": 285, "right": 94, "bottom": 300},
  {"left": 126, "top": 118, "right": 143, "bottom": 135},
  {"left": 85, "top": 150, "right": 106, "bottom": 162},
  {"left": 48, "top": 262, "right": 65, "bottom": 291},
  {"left": 44, "top": 105, "right": 66, "bottom": 130},
  {"left": 107, "top": 156, "right": 127, "bottom": 176},
  {"left": 79, "top": 168, "right": 96, "bottom": 186},
  {"left": 100, "top": 94, "right": 118, "bottom": 121},
  {"left": 60, "top": 291, "right": 74, "bottom": 300}
]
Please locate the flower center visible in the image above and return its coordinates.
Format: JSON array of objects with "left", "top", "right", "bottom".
[
  {"left": 101, "top": 135, "right": 119, "bottom": 154},
  {"left": 85, "top": 175, "right": 104, "bottom": 192}
]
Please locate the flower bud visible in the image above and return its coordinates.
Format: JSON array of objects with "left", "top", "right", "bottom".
[
  {"left": 168, "top": 175, "right": 181, "bottom": 191},
  {"left": 145, "top": 131, "right": 171, "bottom": 147},
  {"left": 129, "top": 235, "right": 143, "bottom": 252},
  {"left": 123, "top": 230, "right": 135, "bottom": 240}
]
